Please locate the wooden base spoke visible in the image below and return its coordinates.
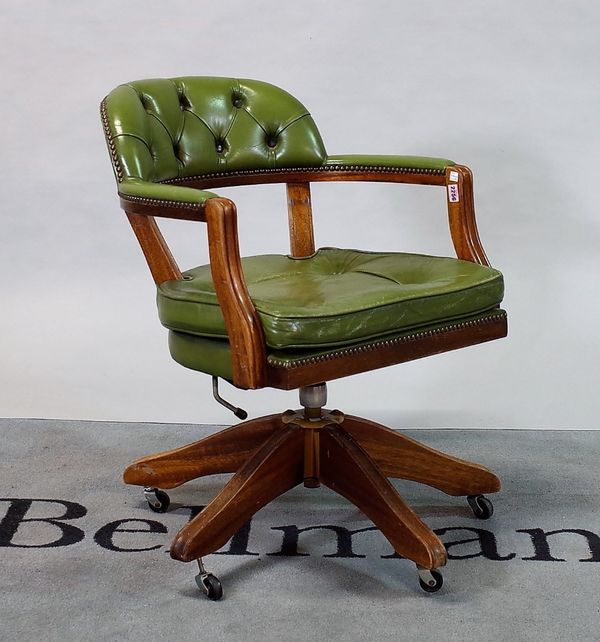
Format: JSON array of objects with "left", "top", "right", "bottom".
[
  {"left": 124, "top": 406, "right": 500, "bottom": 572},
  {"left": 320, "top": 426, "right": 447, "bottom": 570},
  {"left": 343, "top": 415, "right": 501, "bottom": 496},
  {"left": 123, "top": 414, "right": 283, "bottom": 489},
  {"left": 170, "top": 424, "right": 304, "bottom": 562}
]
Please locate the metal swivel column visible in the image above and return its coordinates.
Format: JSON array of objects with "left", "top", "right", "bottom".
[{"left": 282, "top": 383, "right": 344, "bottom": 488}]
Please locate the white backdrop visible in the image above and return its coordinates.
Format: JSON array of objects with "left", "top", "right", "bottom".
[{"left": 1, "top": 1, "right": 598, "bottom": 429}]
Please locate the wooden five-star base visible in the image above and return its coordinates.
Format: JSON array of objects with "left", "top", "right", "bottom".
[{"left": 123, "top": 393, "right": 500, "bottom": 573}]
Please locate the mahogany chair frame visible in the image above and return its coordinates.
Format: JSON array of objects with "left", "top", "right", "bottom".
[{"left": 119, "top": 164, "right": 506, "bottom": 592}]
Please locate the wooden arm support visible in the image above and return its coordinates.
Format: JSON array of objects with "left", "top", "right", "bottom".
[
  {"left": 126, "top": 213, "right": 182, "bottom": 284},
  {"left": 445, "top": 165, "right": 490, "bottom": 266},
  {"left": 204, "top": 197, "right": 268, "bottom": 389},
  {"left": 123, "top": 198, "right": 268, "bottom": 390},
  {"left": 182, "top": 164, "right": 492, "bottom": 266},
  {"left": 446, "top": 165, "right": 490, "bottom": 266}
]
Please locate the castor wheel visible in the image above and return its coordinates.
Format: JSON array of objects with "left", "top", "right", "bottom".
[
  {"left": 143, "top": 487, "right": 170, "bottom": 513},
  {"left": 196, "top": 573, "right": 223, "bottom": 601},
  {"left": 417, "top": 567, "right": 443, "bottom": 593},
  {"left": 195, "top": 559, "right": 223, "bottom": 601},
  {"left": 467, "top": 494, "right": 494, "bottom": 520}
]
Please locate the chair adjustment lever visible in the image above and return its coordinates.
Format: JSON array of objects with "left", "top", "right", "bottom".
[{"left": 212, "top": 377, "right": 248, "bottom": 420}]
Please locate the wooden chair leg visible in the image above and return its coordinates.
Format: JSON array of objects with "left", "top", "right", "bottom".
[
  {"left": 123, "top": 414, "right": 284, "bottom": 489},
  {"left": 170, "top": 424, "right": 304, "bottom": 562},
  {"left": 342, "top": 415, "right": 500, "bottom": 496},
  {"left": 320, "top": 426, "right": 447, "bottom": 570}
]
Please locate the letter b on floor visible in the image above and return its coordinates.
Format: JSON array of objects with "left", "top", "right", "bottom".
[{"left": 0, "top": 499, "right": 86, "bottom": 548}]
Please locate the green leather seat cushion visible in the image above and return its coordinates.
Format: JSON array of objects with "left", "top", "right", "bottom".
[
  {"left": 157, "top": 248, "right": 504, "bottom": 350},
  {"left": 167, "top": 307, "right": 506, "bottom": 382}
]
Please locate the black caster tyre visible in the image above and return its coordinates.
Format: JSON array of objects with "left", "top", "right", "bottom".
[
  {"left": 195, "top": 573, "right": 223, "bottom": 601},
  {"left": 467, "top": 494, "right": 493, "bottom": 520},
  {"left": 143, "top": 488, "right": 170, "bottom": 513},
  {"left": 418, "top": 569, "right": 443, "bottom": 593}
]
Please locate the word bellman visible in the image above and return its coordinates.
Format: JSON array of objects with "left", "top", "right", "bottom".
[{"left": 1, "top": 498, "right": 599, "bottom": 563}]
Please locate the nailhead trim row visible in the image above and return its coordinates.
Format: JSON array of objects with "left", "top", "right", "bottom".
[
  {"left": 267, "top": 312, "right": 507, "bottom": 369},
  {"left": 100, "top": 99, "right": 125, "bottom": 183},
  {"left": 118, "top": 193, "right": 204, "bottom": 210},
  {"left": 162, "top": 164, "right": 445, "bottom": 185}
]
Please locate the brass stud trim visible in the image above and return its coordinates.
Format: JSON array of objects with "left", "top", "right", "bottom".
[
  {"left": 161, "top": 164, "right": 446, "bottom": 185},
  {"left": 118, "top": 193, "right": 205, "bottom": 210},
  {"left": 267, "top": 311, "right": 507, "bottom": 369},
  {"left": 100, "top": 98, "right": 125, "bottom": 183}
]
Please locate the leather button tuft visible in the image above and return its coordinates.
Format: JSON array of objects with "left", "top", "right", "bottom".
[
  {"left": 215, "top": 140, "right": 225, "bottom": 153},
  {"left": 232, "top": 95, "right": 243, "bottom": 108},
  {"left": 266, "top": 136, "right": 278, "bottom": 148}
]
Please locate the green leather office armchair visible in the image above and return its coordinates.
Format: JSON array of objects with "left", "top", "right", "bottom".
[{"left": 101, "top": 77, "right": 507, "bottom": 600}]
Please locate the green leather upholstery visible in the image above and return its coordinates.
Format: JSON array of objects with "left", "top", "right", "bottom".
[
  {"left": 168, "top": 332, "right": 234, "bottom": 380},
  {"left": 167, "top": 307, "right": 505, "bottom": 382},
  {"left": 158, "top": 248, "right": 503, "bottom": 349},
  {"left": 325, "top": 155, "right": 453, "bottom": 171},
  {"left": 101, "top": 76, "right": 456, "bottom": 204},
  {"left": 117, "top": 177, "right": 218, "bottom": 208},
  {"left": 102, "top": 77, "right": 327, "bottom": 185}
]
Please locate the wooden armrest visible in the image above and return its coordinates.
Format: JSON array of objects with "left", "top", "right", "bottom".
[
  {"left": 320, "top": 158, "right": 490, "bottom": 266},
  {"left": 152, "top": 159, "right": 492, "bottom": 267},
  {"left": 204, "top": 198, "right": 267, "bottom": 389}
]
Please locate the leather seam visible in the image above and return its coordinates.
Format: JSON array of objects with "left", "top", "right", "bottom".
[
  {"left": 266, "top": 311, "right": 507, "bottom": 368},
  {"left": 171, "top": 79, "right": 186, "bottom": 144},
  {"left": 276, "top": 111, "right": 312, "bottom": 135},
  {"left": 148, "top": 113, "right": 173, "bottom": 142},
  {"left": 242, "top": 106, "right": 268, "bottom": 137},
  {"left": 221, "top": 107, "right": 239, "bottom": 171},
  {"left": 183, "top": 108, "right": 221, "bottom": 141},
  {"left": 148, "top": 112, "right": 176, "bottom": 145},
  {"left": 112, "top": 132, "right": 154, "bottom": 153}
]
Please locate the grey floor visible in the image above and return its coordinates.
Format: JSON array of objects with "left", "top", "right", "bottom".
[{"left": 1, "top": 418, "right": 599, "bottom": 641}]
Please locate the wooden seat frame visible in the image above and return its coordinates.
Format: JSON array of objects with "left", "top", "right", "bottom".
[{"left": 120, "top": 164, "right": 506, "bottom": 573}]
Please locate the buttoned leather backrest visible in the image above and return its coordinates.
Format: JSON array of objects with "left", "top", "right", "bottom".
[{"left": 101, "top": 77, "right": 327, "bottom": 184}]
